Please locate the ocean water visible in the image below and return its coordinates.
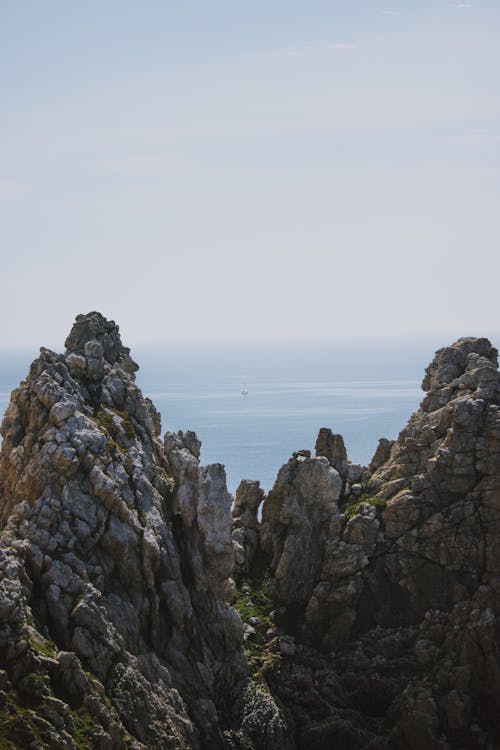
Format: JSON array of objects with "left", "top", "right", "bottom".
[
  {"left": 0, "top": 335, "right": 469, "bottom": 495},
  {"left": 134, "top": 338, "right": 436, "bottom": 494}
]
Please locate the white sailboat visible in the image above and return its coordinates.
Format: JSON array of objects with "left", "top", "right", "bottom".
[{"left": 241, "top": 383, "right": 249, "bottom": 396}]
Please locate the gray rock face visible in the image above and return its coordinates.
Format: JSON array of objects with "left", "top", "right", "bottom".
[
  {"left": 315, "top": 428, "right": 348, "bottom": 473},
  {"left": 315, "top": 426, "right": 366, "bottom": 489},
  {"left": 164, "top": 430, "right": 235, "bottom": 599},
  {"left": 64, "top": 310, "right": 138, "bottom": 372},
  {"left": 257, "top": 336, "right": 500, "bottom": 748},
  {"left": 421, "top": 336, "right": 497, "bottom": 392},
  {"left": 260, "top": 454, "right": 342, "bottom": 607},
  {"left": 232, "top": 481, "right": 264, "bottom": 576},
  {"left": 0, "top": 312, "right": 248, "bottom": 749},
  {"left": 368, "top": 436, "right": 394, "bottom": 473},
  {"left": 2, "top": 320, "right": 500, "bottom": 750}
]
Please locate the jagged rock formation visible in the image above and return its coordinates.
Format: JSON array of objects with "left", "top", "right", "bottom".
[
  {"left": 232, "top": 481, "right": 264, "bottom": 577},
  {"left": 367, "top": 437, "right": 394, "bottom": 474},
  {"left": 260, "top": 455, "right": 342, "bottom": 609},
  {"left": 0, "top": 312, "right": 254, "bottom": 749},
  {"left": 1, "top": 317, "right": 500, "bottom": 749},
  {"left": 253, "top": 336, "right": 500, "bottom": 748}
]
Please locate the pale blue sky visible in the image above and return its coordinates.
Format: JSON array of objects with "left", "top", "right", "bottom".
[{"left": 1, "top": 1, "right": 499, "bottom": 346}]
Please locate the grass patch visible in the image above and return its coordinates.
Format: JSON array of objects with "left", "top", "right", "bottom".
[
  {"left": 0, "top": 693, "right": 45, "bottom": 748},
  {"left": 253, "top": 647, "right": 281, "bottom": 681},
  {"left": 29, "top": 633, "right": 57, "bottom": 659},
  {"left": 110, "top": 408, "right": 135, "bottom": 439},
  {"left": 93, "top": 409, "right": 115, "bottom": 435},
  {"left": 73, "top": 706, "right": 100, "bottom": 749},
  {"left": 235, "top": 586, "right": 273, "bottom": 625},
  {"left": 94, "top": 406, "right": 136, "bottom": 438},
  {"left": 90, "top": 411, "right": 120, "bottom": 459},
  {"left": 84, "top": 672, "right": 113, "bottom": 708},
  {"left": 343, "top": 494, "right": 386, "bottom": 519},
  {"left": 0, "top": 676, "right": 102, "bottom": 749},
  {"left": 92, "top": 407, "right": 135, "bottom": 453},
  {"left": 234, "top": 576, "right": 280, "bottom": 677}
]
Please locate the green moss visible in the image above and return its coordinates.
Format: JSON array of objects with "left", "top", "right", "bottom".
[
  {"left": 343, "top": 494, "right": 386, "bottom": 519},
  {"left": 0, "top": 713, "right": 39, "bottom": 749},
  {"left": 0, "top": 693, "right": 45, "bottom": 748},
  {"left": 90, "top": 411, "right": 118, "bottom": 455},
  {"left": 137, "top": 510, "right": 147, "bottom": 527},
  {"left": 83, "top": 672, "right": 113, "bottom": 708},
  {"left": 92, "top": 408, "right": 135, "bottom": 458},
  {"left": 234, "top": 578, "right": 279, "bottom": 674},
  {"left": 29, "top": 634, "right": 57, "bottom": 659},
  {"left": 99, "top": 406, "right": 136, "bottom": 438},
  {"left": 0, "top": 676, "right": 102, "bottom": 749},
  {"left": 73, "top": 706, "right": 100, "bottom": 749},
  {"left": 21, "top": 672, "right": 49, "bottom": 694},
  {"left": 25, "top": 611, "right": 34, "bottom": 628},
  {"left": 235, "top": 587, "right": 273, "bottom": 624},
  {"left": 107, "top": 407, "right": 136, "bottom": 439},
  {"left": 93, "top": 409, "right": 115, "bottom": 434},
  {"left": 253, "top": 648, "right": 281, "bottom": 681}
]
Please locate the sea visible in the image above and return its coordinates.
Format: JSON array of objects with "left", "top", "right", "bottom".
[{"left": 1, "top": 334, "right": 497, "bottom": 495}]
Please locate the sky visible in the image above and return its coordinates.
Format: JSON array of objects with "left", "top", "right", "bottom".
[{"left": 0, "top": 0, "right": 499, "bottom": 348}]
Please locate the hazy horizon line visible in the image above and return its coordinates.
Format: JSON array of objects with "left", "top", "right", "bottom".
[{"left": 2, "top": 329, "right": 500, "bottom": 353}]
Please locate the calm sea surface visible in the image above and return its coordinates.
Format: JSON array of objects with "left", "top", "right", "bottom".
[{"left": 2, "top": 335, "right": 479, "bottom": 495}]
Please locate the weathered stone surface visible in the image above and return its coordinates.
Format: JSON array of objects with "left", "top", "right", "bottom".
[
  {"left": 368, "top": 436, "right": 394, "bottom": 473},
  {"left": 64, "top": 310, "right": 138, "bottom": 372},
  {"left": 315, "top": 428, "right": 348, "bottom": 473},
  {"left": 260, "top": 454, "right": 342, "bottom": 607},
  {"left": 164, "top": 431, "right": 235, "bottom": 599},
  {"left": 232, "top": 480, "right": 265, "bottom": 575},
  {"left": 254, "top": 336, "right": 500, "bottom": 748},
  {"left": 2, "top": 320, "right": 500, "bottom": 750},
  {"left": 315, "top": 426, "right": 366, "bottom": 491},
  {"left": 0, "top": 312, "right": 250, "bottom": 749}
]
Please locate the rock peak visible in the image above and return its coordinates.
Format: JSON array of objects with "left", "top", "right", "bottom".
[
  {"left": 422, "top": 335, "right": 498, "bottom": 391},
  {"left": 0, "top": 311, "right": 248, "bottom": 749},
  {"left": 64, "top": 311, "right": 138, "bottom": 372}
]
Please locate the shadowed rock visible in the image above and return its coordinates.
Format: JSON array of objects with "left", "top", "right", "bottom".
[
  {"left": 256, "top": 336, "right": 500, "bottom": 748},
  {"left": 232, "top": 480, "right": 265, "bottom": 575},
  {"left": 368, "top": 436, "right": 394, "bottom": 474}
]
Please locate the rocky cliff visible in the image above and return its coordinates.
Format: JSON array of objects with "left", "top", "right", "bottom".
[
  {"left": 1, "top": 315, "right": 499, "bottom": 749},
  {"left": 0, "top": 313, "right": 258, "bottom": 749},
  {"left": 246, "top": 336, "right": 500, "bottom": 749}
]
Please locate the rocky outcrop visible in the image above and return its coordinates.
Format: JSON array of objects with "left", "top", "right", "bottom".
[
  {"left": 254, "top": 335, "right": 500, "bottom": 748},
  {"left": 315, "top": 428, "right": 348, "bottom": 475},
  {"left": 367, "top": 436, "right": 394, "bottom": 474},
  {"left": 0, "top": 312, "right": 249, "bottom": 749},
  {"left": 2, "top": 318, "right": 500, "bottom": 750},
  {"left": 260, "top": 455, "right": 342, "bottom": 610},
  {"left": 164, "top": 430, "right": 235, "bottom": 599},
  {"left": 314, "top": 427, "right": 367, "bottom": 494},
  {"left": 232, "top": 481, "right": 264, "bottom": 577}
]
